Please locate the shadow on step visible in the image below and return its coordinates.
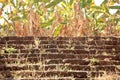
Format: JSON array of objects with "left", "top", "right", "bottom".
[{"left": 0, "top": 60, "right": 14, "bottom": 80}]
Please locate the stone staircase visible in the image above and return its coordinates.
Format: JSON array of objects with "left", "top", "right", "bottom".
[{"left": 0, "top": 37, "right": 120, "bottom": 80}]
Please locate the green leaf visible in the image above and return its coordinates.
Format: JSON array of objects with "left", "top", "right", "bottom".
[
  {"left": 34, "top": 0, "right": 40, "bottom": 3},
  {"left": 11, "top": 17, "right": 21, "bottom": 21},
  {"left": 81, "top": 0, "right": 87, "bottom": 8},
  {"left": 43, "top": 0, "right": 50, "bottom": 3},
  {"left": 53, "top": 24, "right": 62, "bottom": 37},
  {"left": 70, "top": 0, "right": 73, "bottom": 5},
  {"left": 81, "top": 0, "right": 92, "bottom": 8},
  {"left": 91, "top": 6, "right": 103, "bottom": 10},
  {"left": 109, "top": 6, "right": 120, "bottom": 9},
  {"left": 35, "top": 0, "right": 50, "bottom": 3},
  {"left": 41, "top": 18, "right": 54, "bottom": 28},
  {"left": 87, "top": 0, "right": 92, "bottom": 4},
  {"left": 45, "top": 0, "right": 63, "bottom": 8}
]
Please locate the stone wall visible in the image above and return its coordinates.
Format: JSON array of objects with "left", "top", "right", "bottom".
[{"left": 0, "top": 37, "right": 119, "bottom": 80}]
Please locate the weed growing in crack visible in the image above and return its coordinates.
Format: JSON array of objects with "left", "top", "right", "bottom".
[
  {"left": 2, "top": 43, "right": 16, "bottom": 54},
  {"left": 89, "top": 58, "right": 100, "bottom": 65},
  {"left": 34, "top": 38, "right": 41, "bottom": 49}
]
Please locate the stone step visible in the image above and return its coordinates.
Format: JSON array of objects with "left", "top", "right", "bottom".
[
  {"left": 2, "top": 77, "right": 89, "bottom": 80},
  {"left": 0, "top": 53, "right": 119, "bottom": 61},
  {"left": 2, "top": 71, "right": 115, "bottom": 78},
  {"left": 0, "top": 58, "right": 119, "bottom": 65},
  {"left": 0, "top": 40, "right": 119, "bottom": 46},
  {"left": 0, "top": 64, "right": 119, "bottom": 72},
  {"left": 0, "top": 71, "right": 120, "bottom": 80},
  {"left": 0, "top": 36, "right": 119, "bottom": 41},
  {"left": 1, "top": 44, "right": 120, "bottom": 50},
  {"left": 0, "top": 38, "right": 120, "bottom": 45},
  {"left": 0, "top": 71, "right": 88, "bottom": 78},
  {"left": 1, "top": 48, "right": 120, "bottom": 54}
]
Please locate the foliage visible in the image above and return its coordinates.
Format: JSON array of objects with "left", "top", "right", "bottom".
[{"left": 0, "top": 0, "right": 120, "bottom": 36}]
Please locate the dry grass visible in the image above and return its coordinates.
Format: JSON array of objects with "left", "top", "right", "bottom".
[
  {"left": 95, "top": 72, "right": 120, "bottom": 80},
  {"left": 13, "top": 1, "right": 120, "bottom": 37},
  {"left": 14, "top": 2, "right": 91, "bottom": 37}
]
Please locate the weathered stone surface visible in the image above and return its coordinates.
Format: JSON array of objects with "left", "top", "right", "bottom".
[{"left": 0, "top": 37, "right": 119, "bottom": 79}]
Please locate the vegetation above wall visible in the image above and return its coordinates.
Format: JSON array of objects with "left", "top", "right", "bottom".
[{"left": 0, "top": 0, "right": 120, "bottom": 36}]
